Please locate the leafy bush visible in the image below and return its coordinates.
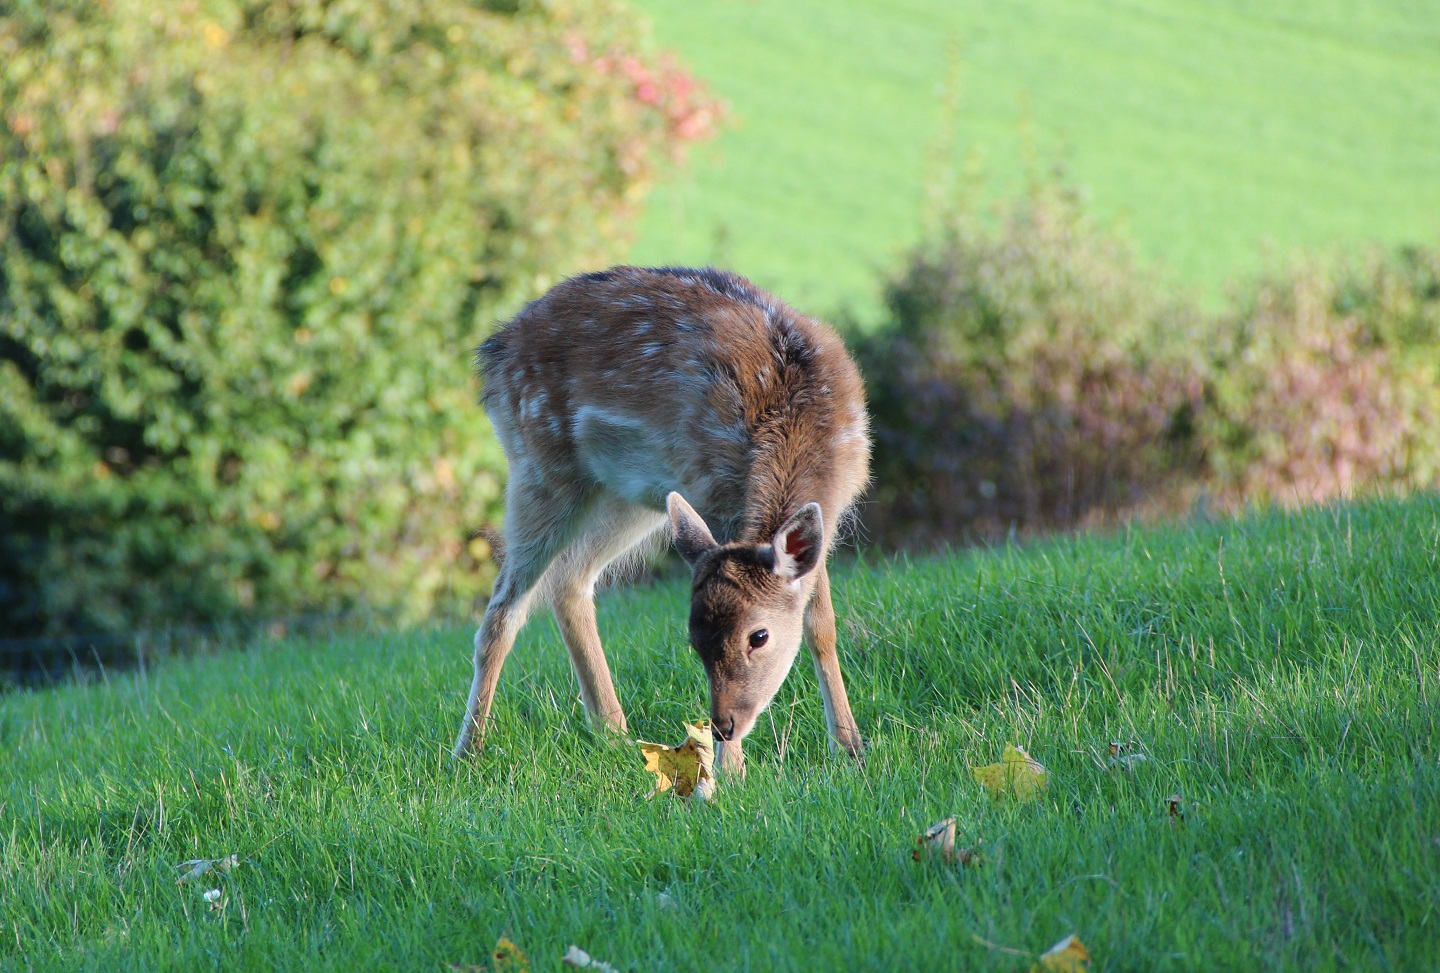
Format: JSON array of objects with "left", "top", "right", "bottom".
[
  {"left": 857, "top": 184, "right": 1205, "bottom": 547},
  {"left": 1203, "top": 253, "right": 1440, "bottom": 504},
  {"left": 860, "top": 184, "right": 1440, "bottom": 548},
  {"left": 0, "top": 0, "right": 720, "bottom": 638}
]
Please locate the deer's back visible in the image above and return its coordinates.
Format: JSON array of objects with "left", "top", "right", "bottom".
[{"left": 478, "top": 267, "right": 869, "bottom": 544}]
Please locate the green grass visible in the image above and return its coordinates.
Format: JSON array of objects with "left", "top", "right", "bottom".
[
  {"left": 4, "top": 495, "right": 1440, "bottom": 970},
  {"left": 627, "top": 0, "right": 1440, "bottom": 320}
]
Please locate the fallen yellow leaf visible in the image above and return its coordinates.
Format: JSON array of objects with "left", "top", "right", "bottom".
[
  {"left": 972, "top": 744, "right": 1049, "bottom": 800},
  {"left": 445, "top": 935, "right": 530, "bottom": 973},
  {"left": 491, "top": 937, "right": 530, "bottom": 973},
  {"left": 638, "top": 720, "right": 714, "bottom": 799},
  {"left": 1030, "top": 933, "right": 1091, "bottom": 972}
]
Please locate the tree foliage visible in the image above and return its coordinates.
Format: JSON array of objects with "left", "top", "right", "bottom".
[{"left": 0, "top": 0, "right": 720, "bottom": 637}]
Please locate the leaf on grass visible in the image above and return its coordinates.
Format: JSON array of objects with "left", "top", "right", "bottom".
[
  {"left": 1030, "top": 933, "right": 1091, "bottom": 972},
  {"left": 637, "top": 720, "right": 714, "bottom": 799},
  {"left": 491, "top": 937, "right": 530, "bottom": 973},
  {"left": 911, "top": 817, "right": 983, "bottom": 866},
  {"left": 1105, "top": 741, "right": 1148, "bottom": 771},
  {"left": 175, "top": 854, "right": 240, "bottom": 885},
  {"left": 445, "top": 936, "right": 531, "bottom": 973},
  {"left": 1166, "top": 792, "right": 1185, "bottom": 827},
  {"left": 972, "top": 744, "right": 1049, "bottom": 800},
  {"left": 441, "top": 937, "right": 533, "bottom": 973},
  {"left": 562, "top": 945, "right": 622, "bottom": 972}
]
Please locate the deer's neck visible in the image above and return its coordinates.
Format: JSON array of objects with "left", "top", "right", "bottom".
[{"left": 730, "top": 432, "right": 834, "bottom": 549}]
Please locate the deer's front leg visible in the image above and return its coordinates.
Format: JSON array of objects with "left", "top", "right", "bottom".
[
  {"left": 805, "top": 563, "right": 864, "bottom": 762},
  {"left": 552, "top": 585, "right": 629, "bottom": 736}
]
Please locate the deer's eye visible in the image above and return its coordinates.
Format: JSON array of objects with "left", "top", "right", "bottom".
[{"left": 747, "top": 629, "right": 769, "bottom": 651}]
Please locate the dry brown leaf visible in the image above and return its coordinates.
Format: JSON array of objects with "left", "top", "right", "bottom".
[
  {"left": 637, "top": 720, "right": 714, "bottom": 799},
  {"left": 911, "top": 817, "right": 983, "bottom": 866},
  {"left": 972, "top": 744, "right": 1049, "bottom": 800},
  {"left": 1030, "top": 933, "right": 1091, "bottom": 972},
  {"left": 562, "top": 945, "right": 622, "bottom": 971},
  {"left": 1105, "top": 741, "right": 1148, "bottom": 771},
  {"left": 1166, "top": 792, "right": 1185, "bottom": 827},
  {"left": 913, "top": 816, "right": 957, "bottom": 862}
]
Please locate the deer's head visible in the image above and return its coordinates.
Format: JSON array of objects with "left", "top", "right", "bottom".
[{"left": 667, "top": 492, "right": 823, "bottom": 768}]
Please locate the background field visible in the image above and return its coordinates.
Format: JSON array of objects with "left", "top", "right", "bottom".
[
  {"left": 5, "top": 496, "right": 1438, "bottom": 970},
  {"left": 627, "top": 0, "right": 1440, "bottom": 319}
]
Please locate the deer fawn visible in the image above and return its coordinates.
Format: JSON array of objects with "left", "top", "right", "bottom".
[{"left": 453, "top": 266, "right": 870, "bottom": 773}]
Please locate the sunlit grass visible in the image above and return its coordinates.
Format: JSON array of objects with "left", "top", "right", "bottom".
[
  {"left": 628, "top": 0, "right": 1440, "bottom": 321},
  {"left": 3, "top": 495, "right": 1438, "bottom": 970}
]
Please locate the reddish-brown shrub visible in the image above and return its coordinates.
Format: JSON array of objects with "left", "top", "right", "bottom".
[
  {"left": 858, "top": 186, "right": 1206, "bottom": 547},
  {"left": 1203, "top": 259, "right": 1440, "bottom": 504}
]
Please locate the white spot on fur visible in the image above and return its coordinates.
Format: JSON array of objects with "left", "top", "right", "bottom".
[
  {"left": 834, "top": 417, "right": 869, "bottom": 447},
  {"left": 570, "top": 406, "right": 677, "bottom": 506},
  {"left": 519, "top": 390, "right": 548, "bottom": 420}
]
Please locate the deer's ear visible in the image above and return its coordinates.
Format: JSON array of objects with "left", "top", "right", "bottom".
[
  {"left": 771, "top": 503, "right": 823, "bottom": 581},
  {"left": 668, "top": 492, "right": 718, "bottom": 567}
]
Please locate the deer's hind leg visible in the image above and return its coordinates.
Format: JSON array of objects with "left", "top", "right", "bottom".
[
  {"left": 454, "top": 465, "right": 592, "bottom": 759},
  {"left": 546, "top": 499, "right": 667, "bottom": 735}
]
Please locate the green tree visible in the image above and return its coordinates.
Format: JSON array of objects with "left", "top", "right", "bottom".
[{"left": 0, "top": 0, "right": 720, "bottom": 637}]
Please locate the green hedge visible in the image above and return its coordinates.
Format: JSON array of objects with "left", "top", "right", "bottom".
[{"left": 0, "top": 0, "right": 719, "bottom": 637}]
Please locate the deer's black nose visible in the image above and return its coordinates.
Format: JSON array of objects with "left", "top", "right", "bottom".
[{"left": 713, "top": 715, "right": 736, "bottom": 741}]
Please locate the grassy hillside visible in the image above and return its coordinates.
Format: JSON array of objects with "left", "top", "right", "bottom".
[
  {"left": 4, "top": 496, "right": 1439, "bottom": 970},
  {"left": 627, "top": 0, "right": 1440, "bottom": 319}
]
